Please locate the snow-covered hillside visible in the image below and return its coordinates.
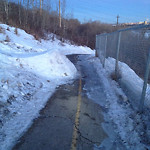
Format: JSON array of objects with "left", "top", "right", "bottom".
[{"left": 0, "top": 24, "right": 94, "bottom": 150}]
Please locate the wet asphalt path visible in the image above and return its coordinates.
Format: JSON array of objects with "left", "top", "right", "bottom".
[{"left": 13, "top": 55, "right": 108, "bottom": 150}]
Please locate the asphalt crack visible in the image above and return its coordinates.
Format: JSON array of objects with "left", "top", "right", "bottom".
[
  {"left": 74, "top": 124, "right": 100, "bottom": 145},
  {"left": 39, "top": 115, "right": 100, "bottom": 146}
]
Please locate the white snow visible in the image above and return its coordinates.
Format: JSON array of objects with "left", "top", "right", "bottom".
[
  {"left": 8, "top": 51, "right": 77, "bottom": 79},
  {"left": 0, "top": 23, "right": 94, "bottom": 150},
  {"left": 86, "top": 56, "right": 150, "bottom": 149},
  {"left": 144, "top": 31, "right": 150, "bottom": 39},
  {"left": 3, "top": 22, "right": 149, "bottom": 150},
  {"left": 104, "top": 57, "right": 150, "bottom": 107}
]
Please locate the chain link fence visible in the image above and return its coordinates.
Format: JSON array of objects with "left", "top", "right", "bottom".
[{"left": 96, "top": 25, "right": 150, "bottom": 112}]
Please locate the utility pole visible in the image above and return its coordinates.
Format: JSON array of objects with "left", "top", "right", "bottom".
[
  {"left": 59, "top": 0, "right": 61, "bottom": 28},
  {"left": 117, "top": 15, "right": 119, "bottom": 25}
]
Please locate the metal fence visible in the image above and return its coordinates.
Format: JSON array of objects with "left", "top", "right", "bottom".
[{"left": 96, "top": 24, "right": 150, "bottom": 112}]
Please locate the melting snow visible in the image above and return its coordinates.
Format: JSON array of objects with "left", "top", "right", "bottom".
[
  {"left": 0, "top": 23, "right": 94, "bottom": 150},
  {"left": 86, "top": 56, "right": 150, "bottom": 150}
]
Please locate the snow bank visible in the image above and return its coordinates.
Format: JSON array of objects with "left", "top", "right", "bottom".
[
  {"left": 3, "top": 51, "right": 77, "bottom": 80},
  {"left": 0, "top": 65, "right": 55, "bottom": 150},
  {"left": 20, "top": 51, "right": 77, "bottom": 79},
  {"left": 86, "top": 56, "right": 149, "bottom": 150},
  {"left": 0, "top": 23, "right": 94, "bottom": 150},
  {"left": 104, "top": 57, "right": 150, "bottom": 108}
]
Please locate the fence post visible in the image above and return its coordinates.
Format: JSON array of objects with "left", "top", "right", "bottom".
[
  {"left": 103, "top": 35, "right": 107, "bottom": 68},
  {"left": 139, "top": 49, "right": 150, "bottom": 113},
  {"left": 95, "top": 35, "right": 98, "bottom": 57},
  {"left": 99, "top": 36, "right": 102, "bottom": 63},
  {"left": 115, "top": 32, "right": 121, "bottom": 79}
]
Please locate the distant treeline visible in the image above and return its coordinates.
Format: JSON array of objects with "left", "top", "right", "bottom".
[{"left": 0, "top": 0, "right": 124, "bottom": 49}]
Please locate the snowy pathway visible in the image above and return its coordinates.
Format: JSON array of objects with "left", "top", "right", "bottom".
[
  {"left": 3, "top": 54, "right": 150, "bottom": 150},
  {"left": 13, "top": 55, "right": 107, "bottom": 150},
  {"left": 0, "top": 24, "right": 95, "bottom": 150},
  {"left": 0, "top": 23, "right": 149, "bottom": 149}
]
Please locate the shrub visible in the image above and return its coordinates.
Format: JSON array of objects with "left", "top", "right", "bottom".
[
  {"left": 5, "top": 35, "right": 10, "bottom": 42},
  {"left": 0, "top": 27, "right": 3, "bottom": 33},
  {"left": 15, "top": 28, "right": 18, "bottom": 35},
  {"left": 0, "top": 27, "right": 5, "bottom": 34},
  {"left": 34, "top": 34, "right": 41, "bottom": 42},
  {"left": 7, "top": 27, "right": 10, "bottom": 31}
]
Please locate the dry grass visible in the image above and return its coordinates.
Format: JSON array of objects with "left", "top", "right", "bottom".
[
  {"left": 0, "top": 27, "right": 5, "bottom": 34},
  {"left": 5, "top": 35, "right": 10, "bottom": 42},
  {"left": 34, "top": 34, "right": 41, "bottom": 42},
  {"left": 7, "top": 27, "right": 10, "bottom": 31},
  {"left": 14, "top": 27, "right": 18, "bottom": 35},
  {"left": 0, "top": 27, "right": 3, "bottom": 33},
  {"left": 110, "top": 70, "right": 121, "bottom": 81}
]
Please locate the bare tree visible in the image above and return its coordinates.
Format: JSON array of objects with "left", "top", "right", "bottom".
[
  {"left": 18, "top": 0, "right": 22, "bottom": 25},
  {"left": 4, "top": 0, "right": 9, "bottom": 24}
]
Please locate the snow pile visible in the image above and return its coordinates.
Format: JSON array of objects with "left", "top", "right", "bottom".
[
  {"left": 0, "top": 23, "right": 94, "bottom": 150},
  {"left": 87, "top": 56, "right": 150, "bottom": 149},
  {"left": 0, "top": 65, "right": 49, "bottom": 150},
  {"left": 104, "top": 57, "right": 150, "bottom": 108},
  {"left": 105, "top": 57, "right": 143, "bottom": 91},
  {"left": 1, "top": 51, "right": 77, "bottom": 80},
  {"left": 19, "top": 51, "right": 77, "bottom": 79}
]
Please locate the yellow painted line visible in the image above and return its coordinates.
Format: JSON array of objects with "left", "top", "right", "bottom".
[{"left": 70, "top": 79, "right": 82, "bottom": 150}]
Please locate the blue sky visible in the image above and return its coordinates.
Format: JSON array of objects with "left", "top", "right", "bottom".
[
  {"left": 65, "top": 0, "right": 150, "bottom": 24},
  {"left": 11, "top": 0, "right": 150, "bottom": 24}
]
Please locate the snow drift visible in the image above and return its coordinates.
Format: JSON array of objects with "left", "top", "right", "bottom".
[{"left": 104, "top": 57, "right": 150, "bottom": 108}]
